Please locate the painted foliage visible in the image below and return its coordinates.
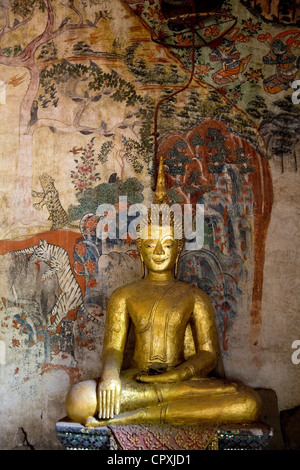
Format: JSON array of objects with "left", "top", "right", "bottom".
[{"left": 0, "top": 1, "right": 272, "bottom": 369}]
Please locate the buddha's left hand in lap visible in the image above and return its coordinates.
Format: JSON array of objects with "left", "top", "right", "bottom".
[
  {"left": 135, "top": 371, "right": 183, "bottom": 383},
  {"left": 135, "top": 364, "right": 193, "bottom": 384},
  {"left": 135, "top": 349, "right": 216, "bottom": 384}
]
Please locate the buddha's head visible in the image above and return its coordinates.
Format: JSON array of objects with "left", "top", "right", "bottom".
[
  {"left": 138, "top": 215, "right": 180, "bottom": 275},
  {"left": 136, "top": 157, "right": 184, "bottom": 277}
]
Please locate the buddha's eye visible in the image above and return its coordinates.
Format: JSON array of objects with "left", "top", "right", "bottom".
[
  {"left": 143, "top": 242, "right": 155, "bottom": 248},
  {"left": 163, "top": 239, "right": 175, "bottom": 248}
]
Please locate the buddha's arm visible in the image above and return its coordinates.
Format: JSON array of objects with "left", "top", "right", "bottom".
[
  {"left": 180, "top": 289, "right": 218, "bottom": 377},
  {"left": 136, "top": 289, "right": 218, "bottom": 384},
  {"left": 98, "top": 287, "right": 130, "bottom": 418}
]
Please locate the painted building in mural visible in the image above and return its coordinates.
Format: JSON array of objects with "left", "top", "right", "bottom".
[{"left": 0, "top": 0, "right": 299, "bottom": 449}]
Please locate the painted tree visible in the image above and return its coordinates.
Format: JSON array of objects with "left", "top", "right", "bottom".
[
  {"left": 163, "top": 132, "right": 209, "bottom": 204},
  {"left": 160, "top": 121, "right": 258, "bottom": 211},
  {"left": 68, "top": 176, "right": 144, "bottom": 222},
  {"left": 0, "top": 0, "right": 127, "bottom": 224},
  {"left": 38, "top": 60, "right": 146, "bottom": 134},
  {"left": 124, "top": 42, "right": 186, "bottom": 85}
]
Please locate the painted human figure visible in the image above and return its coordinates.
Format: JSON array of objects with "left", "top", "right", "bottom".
[
  {"left": 209, "top": 37, "right": 251, "bottom": 85},
  {"left": 263, "top": 38, "right": 299, "bottom": 94}
]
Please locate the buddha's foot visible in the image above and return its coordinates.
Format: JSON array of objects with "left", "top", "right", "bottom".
[
  {"left": 84, "top": 409, "right": 149, "bottom": 427},
  {"left": 85, "top": 416, "right": 108, "bottom": 427}
]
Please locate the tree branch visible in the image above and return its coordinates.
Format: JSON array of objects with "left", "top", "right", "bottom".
[
  {"left": 63, "top": 82, "right": 140, "bottom": 138},
  {"left": 44, "top": 0, "right": 55, "bottom": 35},
  {"left": 73, "top": 96, "right": 93, "bottom": 127},
  {"left": 0, "top": 6, "right": 9, "bottom": 41},
  {"left": 68, "top": 0, "right": 83, "bottom": 27},
  {"left": 0, "top": 4, "right": 35, "bottom": 46},
  {"left": 33, "top": 110, "right": 142, "bottom": 139},
  {"left": 33, "top": 117, "right": 106, "bottom": 135},
  {"left": 9, "top": 0, "right": 102, "bottom": 65}
]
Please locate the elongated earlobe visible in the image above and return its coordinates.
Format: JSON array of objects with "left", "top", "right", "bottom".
[
  {"left": 174, "top": 256, "right": 179, "bottom": 279},
  {"left": 140, "top": 254, "right": 146, "bottom": 278}
]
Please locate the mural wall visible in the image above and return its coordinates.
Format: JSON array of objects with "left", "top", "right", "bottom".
[{"left": 0, "top": 0, "right": 299, "bottom": 449}]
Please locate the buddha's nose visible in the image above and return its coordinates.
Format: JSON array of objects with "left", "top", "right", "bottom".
[{"left": 153, "top": 240, "right": 165, "bottom": 255}]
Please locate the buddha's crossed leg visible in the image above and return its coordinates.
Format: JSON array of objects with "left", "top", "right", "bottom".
[{"left": 65, "top": 369, "right": 261, "bottom": 426}]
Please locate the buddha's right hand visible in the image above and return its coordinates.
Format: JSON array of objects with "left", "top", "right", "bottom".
[{"left": 97, "top": 374, "right": 121, "bottom": 419}]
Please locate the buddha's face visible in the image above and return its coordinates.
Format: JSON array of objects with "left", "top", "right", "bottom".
[{"left": 140, "top": 224, "right": 179, "bottom": 273}]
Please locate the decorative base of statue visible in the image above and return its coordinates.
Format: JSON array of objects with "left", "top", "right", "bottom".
[{"left": 56, "top": 420, "right": 273, "bottom": 450}]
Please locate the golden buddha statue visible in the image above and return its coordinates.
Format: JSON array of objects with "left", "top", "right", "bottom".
[{"left": 65, "top": 158, "right": 262, "bottom": 427}]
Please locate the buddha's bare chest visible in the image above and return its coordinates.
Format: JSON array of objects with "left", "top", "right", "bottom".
[{"left": 127, "top": 283, "right": 193, "bottom": 333}]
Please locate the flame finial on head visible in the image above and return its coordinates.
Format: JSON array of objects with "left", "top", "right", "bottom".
[{"left": 153, "top": 156, "right": 168, "bottom": 205}]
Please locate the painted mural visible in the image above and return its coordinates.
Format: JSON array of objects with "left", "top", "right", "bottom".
[{"left": 0, "top": 0, "right": 298, "bottom": 448}]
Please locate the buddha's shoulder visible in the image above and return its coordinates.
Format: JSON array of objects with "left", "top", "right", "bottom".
[
  {"left": 110, "top": 279, "right": 211, "bottom": 300},
  {"left": 110, "top": 279, "right": 144, "bottom": 297},
  {"left": 175, "top": 281, "right": 212, "bottom": 303},
  {"left": 174, "top": 280, "right": 206, "bottom": 293}
]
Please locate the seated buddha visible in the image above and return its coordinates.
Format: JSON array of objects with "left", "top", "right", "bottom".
[{"left": 65, "top": 158, "right": 262, "bottom": 427}]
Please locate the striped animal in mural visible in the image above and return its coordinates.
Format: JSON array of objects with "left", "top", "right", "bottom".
[{"left": 12, "top": 239, "right": 101, "bottom": 330}]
